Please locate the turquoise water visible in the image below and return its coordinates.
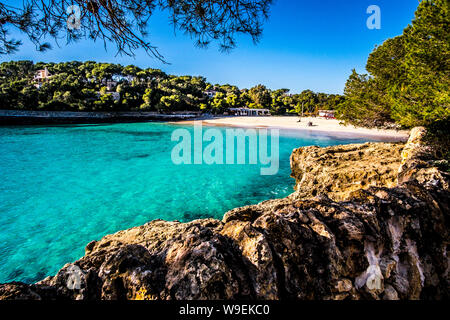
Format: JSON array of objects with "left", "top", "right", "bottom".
[{"left": 0, "top": 122, "right": 374, "bottom": 283}]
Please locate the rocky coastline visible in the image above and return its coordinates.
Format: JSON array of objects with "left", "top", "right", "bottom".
[
  {"left": 0, "top": 110, "right": 199, "bottom": 125},
  {"left": 0, "top": 127, "right": 448, "bottom": 300}
]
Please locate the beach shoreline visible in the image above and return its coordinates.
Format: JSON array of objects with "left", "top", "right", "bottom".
[{"left": 172, "top": 116, "right": 409, "bottom": 142}]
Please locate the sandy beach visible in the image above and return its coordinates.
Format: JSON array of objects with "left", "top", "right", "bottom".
[{"left": 175, "top": 116, "right": 409, "bottom": 141}]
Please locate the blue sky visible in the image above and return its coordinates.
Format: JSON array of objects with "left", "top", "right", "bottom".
[{"left": 1, "top": 0, "right": 419, "bottom": 94}]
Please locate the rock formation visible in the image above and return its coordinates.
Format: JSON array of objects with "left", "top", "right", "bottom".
[
  {"left": 1, "top": 127, "right": 448, "bottom": 300},
  {"left": 289, "top": 141, "right": 405, "bottom": 201}
]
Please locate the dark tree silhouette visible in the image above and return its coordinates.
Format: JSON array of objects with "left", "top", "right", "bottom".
[{"left": 0, "top": 0, "right": 273, "bottom": 62}]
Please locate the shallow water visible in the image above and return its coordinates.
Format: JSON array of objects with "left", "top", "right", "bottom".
[{"left": 0, "top": 122, "right": 374, "bottom": 283}]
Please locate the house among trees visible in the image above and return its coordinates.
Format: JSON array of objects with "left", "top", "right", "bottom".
[
  {"left": 228, "top": 108, "right": 270, "bottom": 116},
  {"left": 204, "top": 89, "right": 218, "bottom": 98},
  {"left": 33, "top": 67, "right": 52, "bottom": 89},
  {"left": 106, "top": 80, "right": 118, "bottom": 91},
  {"left": 318, "top": 110, "right": 336, "bottom": 119},
  {"left": 110, "top": 92, "right": 121, "bottom": 101},
  {"left": 97, "top": 91, "right": 121, "bottom": 102}
]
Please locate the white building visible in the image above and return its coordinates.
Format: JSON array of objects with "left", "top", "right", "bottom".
[
  {"left": 228, "top": 108, "right": 270, "bottom": 116},
  {"left": 97, "top": 91, "right": 120, "bottom": 101},
  {"left": 33, "top": 67, "right": 52, "bottom": 88},
  {"left": 106, "top": 80, "right": 118, "bottom": 91},
  {"left": 110, "top": 92, "right": 121, "bottom": 101},
  {"left": 318, "top": 110, "right": 336, "bottom": 118},
  {"left": 34, "top": 67, "right": 51, "bottom": 80},
  {"left": 204, "top": 89, "right": 218, "bottom": 98}
]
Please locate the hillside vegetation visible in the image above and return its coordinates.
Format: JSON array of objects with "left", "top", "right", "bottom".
[
  {"left": 0, "top": 60, "right": 341, "bottom": 115},
  {"left": 336, "top": 0, "right": 449, "bottom": 129}
]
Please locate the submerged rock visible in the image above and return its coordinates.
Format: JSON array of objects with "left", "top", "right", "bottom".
[{"left": 1, "top": 127, "right": 448, "bottom": 300}]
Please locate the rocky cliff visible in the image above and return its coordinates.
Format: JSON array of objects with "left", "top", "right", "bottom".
[{"left": 1, "top": 127, "right": 448, "bottom": 300}]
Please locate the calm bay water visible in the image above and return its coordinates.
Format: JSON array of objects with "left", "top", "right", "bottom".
[{"left": 0, "top": 122, "right": 373, "bottom": 283}]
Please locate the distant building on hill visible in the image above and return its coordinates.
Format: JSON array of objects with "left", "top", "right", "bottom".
[
  {"left": 204, "top": 89, "right": 218, "bottom": 98},
  {"left": 97, "top": 91, "right": 121, "bottom": 102},
  {"left": 106, "top": 80, "right": 118, "bottom": 91},
  {"left": 110, "top": 92, "right": 121, "bottom": 101},
  {"left": 33, "top": 67, "right": 52, "bottom": 89}
]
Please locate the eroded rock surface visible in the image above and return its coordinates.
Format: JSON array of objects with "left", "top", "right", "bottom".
[
  {"left": 289, "top": 142, "right": 405, "bottom": 201},
  {"left": 1, "top": 127, "right": 448, "bottom": 300}
]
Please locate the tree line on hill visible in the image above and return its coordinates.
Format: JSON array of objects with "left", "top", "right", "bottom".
[{"left": 0, "top": 60, "right": 343, "bottom": 115}]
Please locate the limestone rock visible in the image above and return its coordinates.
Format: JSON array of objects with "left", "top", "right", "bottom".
[{"left": 289, "top": 142, "right": 405, "bottom": 201}]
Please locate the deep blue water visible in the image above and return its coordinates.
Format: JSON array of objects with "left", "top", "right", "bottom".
[{"left": 0, "top": 122, "right": 374, "bottom": 283}]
